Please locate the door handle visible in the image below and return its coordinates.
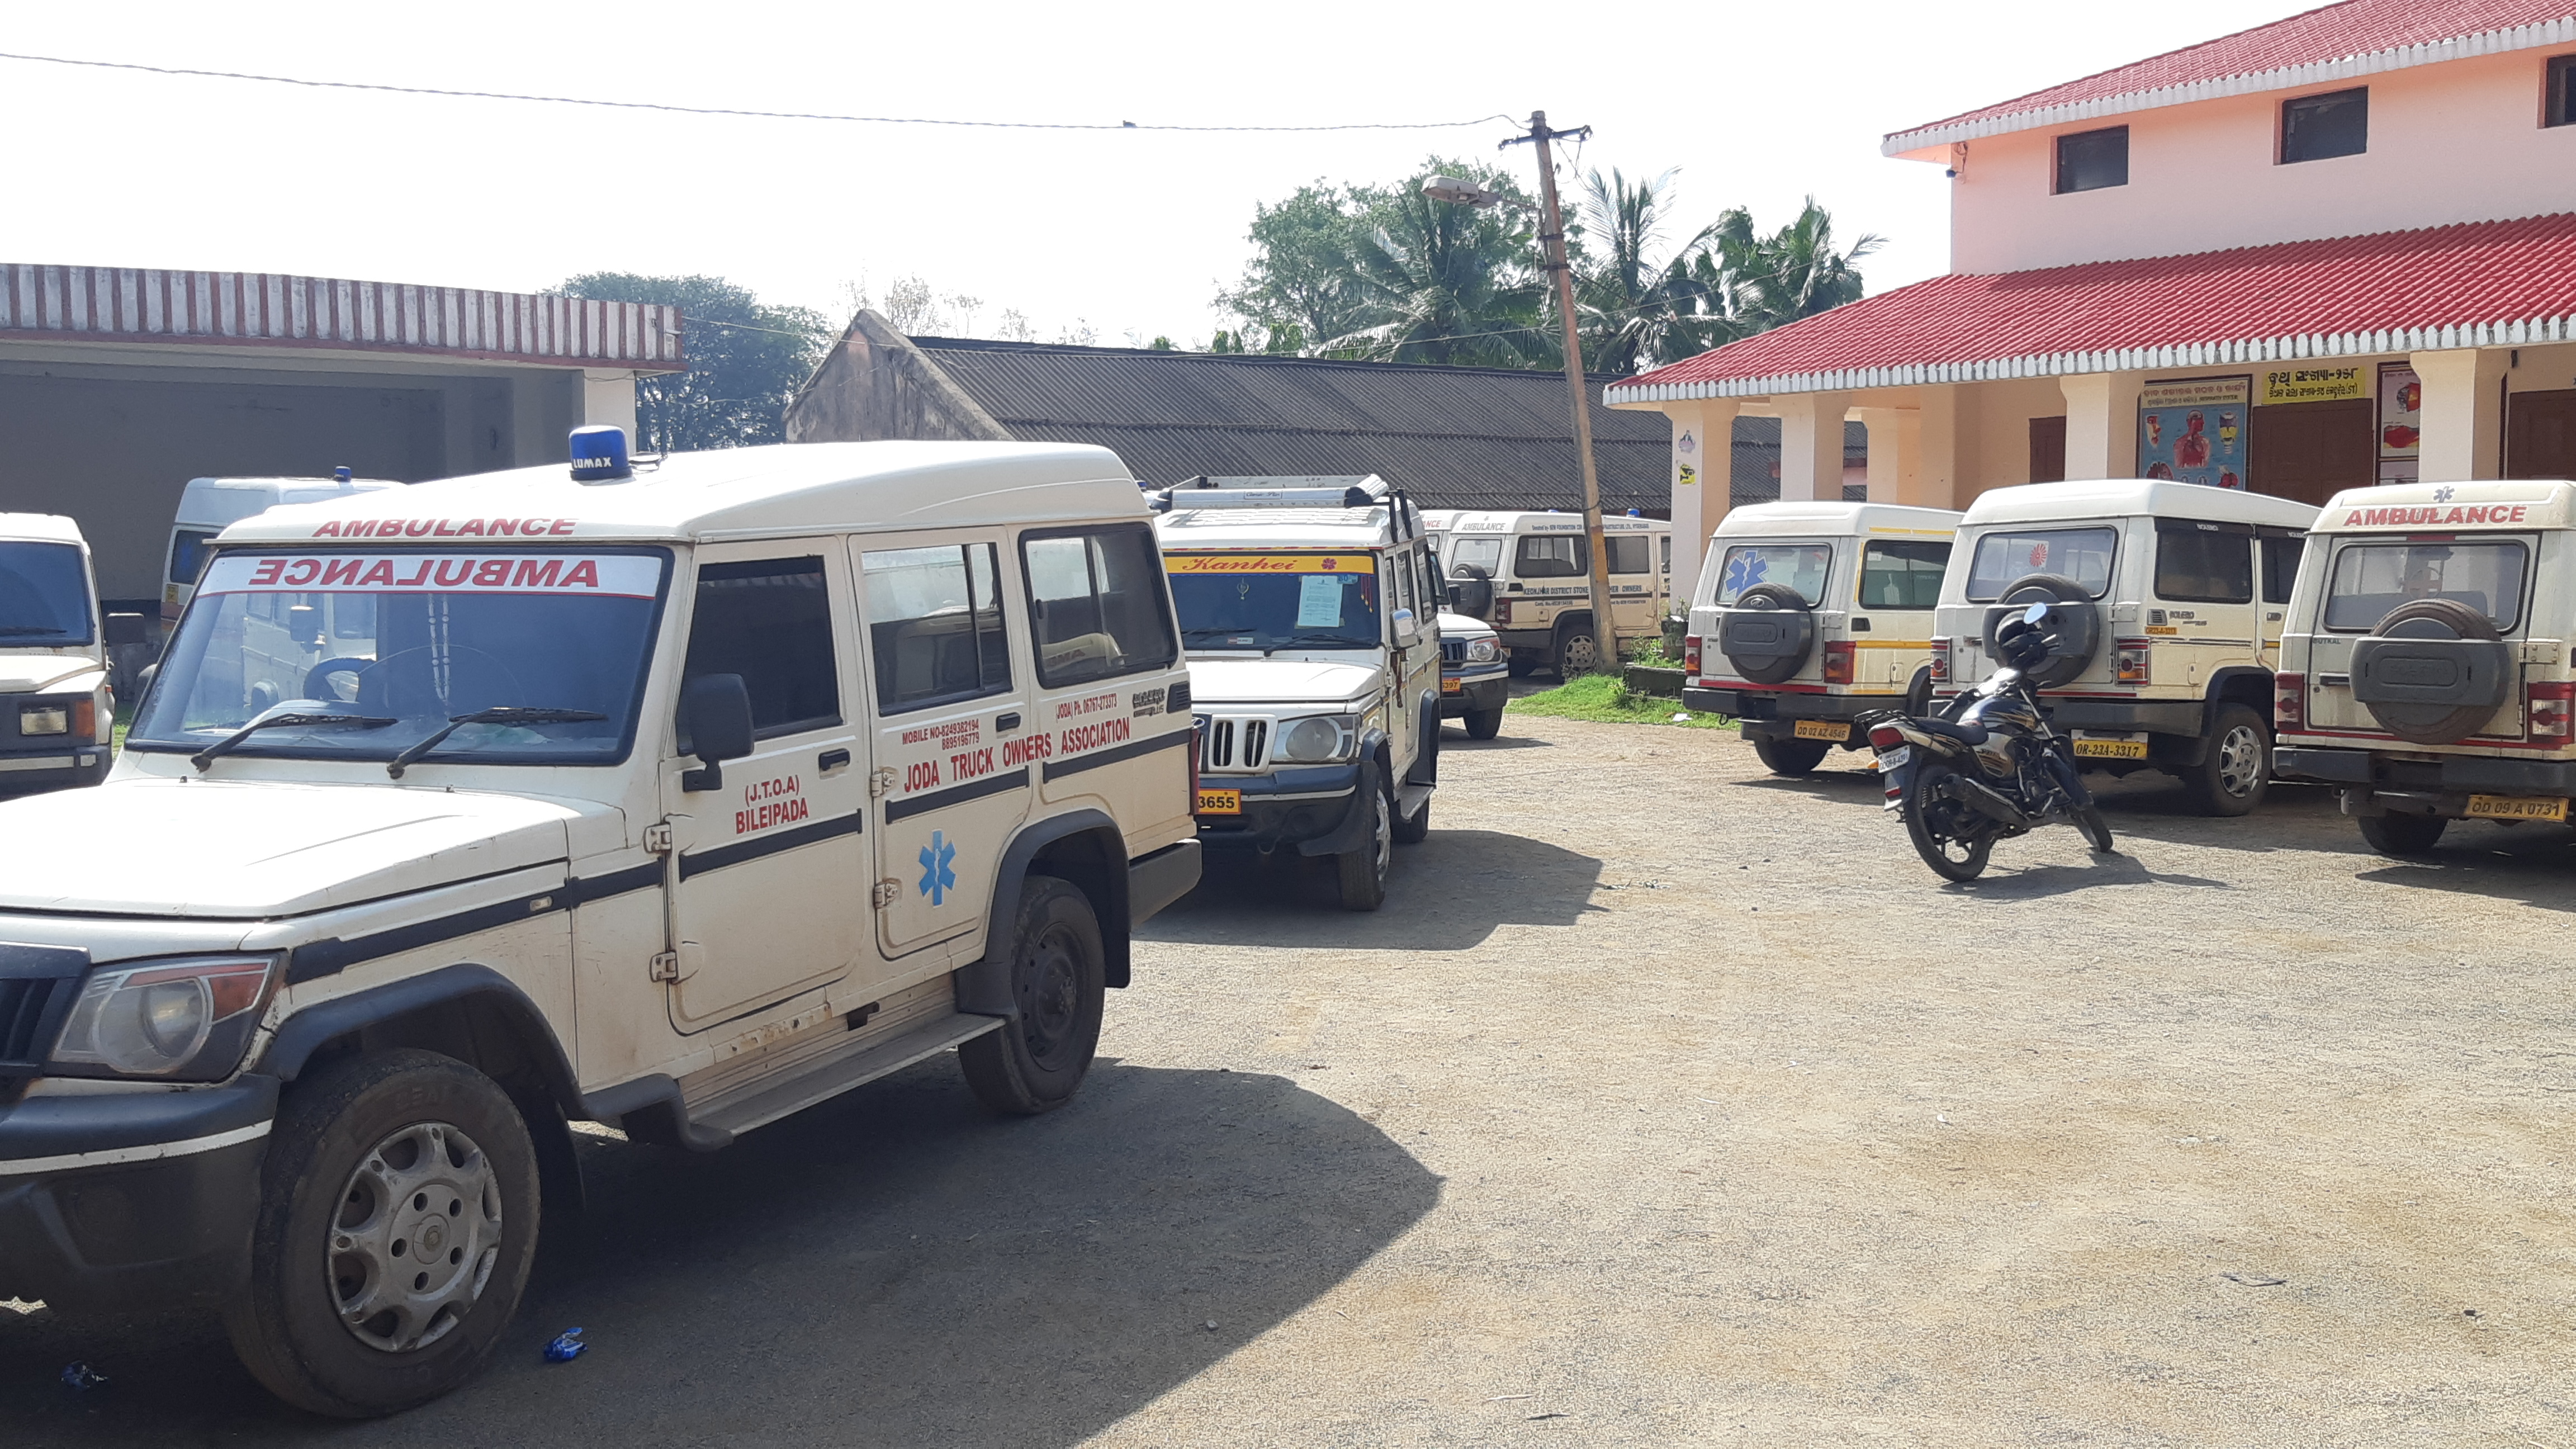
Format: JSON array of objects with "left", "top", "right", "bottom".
[
  {"left": 818, "top": 747, "right": 851, "bottom": 773},
  {"left": 996, "top": 712, "right": 1022, "bottom": 732}
]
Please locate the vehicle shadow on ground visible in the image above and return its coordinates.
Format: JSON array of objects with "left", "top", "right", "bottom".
[
  {"left": 1146, "top": 827, "right": 1604, "bottom": 950},
  {"left": 0, "top": 1061, "right": 1438, "bottom": 1447},
  {"left": 1940, "top": 849, "right": 2234, "bottom": 899},
  {"left": 2352, "top": 825, "right": 2576, "bottom": 913},
  {"left": 1435, "top": 727, "right": 1554, "bottom": 750}
]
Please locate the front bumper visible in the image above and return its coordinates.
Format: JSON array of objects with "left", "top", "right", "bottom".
[
  {"left": 0, "top": 745, "right": 110, "bottom": 795},
  {"left": 1439, "top": 671, "right": 1509, "bottom": 717},
  {"left": 2277, "top": 745, "right": 2576, "bottom": 818},
  {"left": 1194, "top": 760, "right": 1370, "bottom": 854},
  {"left": 0, "top": 1074, "right": 277, "bottom": 1314}
]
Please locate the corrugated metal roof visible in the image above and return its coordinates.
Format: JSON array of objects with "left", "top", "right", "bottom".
[
  {"left": 1611, "top": 212, "right": 2576, "bottom": 403},
  {"left": 0, "top": 263, "right": 683, "bottom": 370},
  {"left": 1886, "top": 0, "right": 2576, "bottom": 151},
  {"left": 910, "top": 338, "right": 1676, "bottom": 513}
]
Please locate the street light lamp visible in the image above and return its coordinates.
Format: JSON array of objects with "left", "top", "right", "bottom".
[{"left": 1423, "top": 114, "right": 1621, "bottom": 679}]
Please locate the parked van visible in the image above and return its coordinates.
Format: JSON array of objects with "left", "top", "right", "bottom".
[
  {"left": 0, "top": 513, "right": 146, "bottom": 795},
  {"left": 1936, "top": 480, "right": 2316, "bottom": 816},
  {"left": 2274, "top": 479, "right": 2576, "bottom": 855},
  {"left": 1154, "top": 475, "right": 1439, "bottom": 910},
  {"left": 1438, "top": 609, "right": 1510, "bottom": 739},
  {"left": 0, "top": 435, "right": 1199, "bottom": 1415},
  {"left": 164, "top": 470, "right": 402, "bottom": 625},
  {"left": 1682, "top": 501, "right": 1961, "bottom": 775},
  {"left": 1428, "top": 509, "right": 1672, "bottom": 678}
]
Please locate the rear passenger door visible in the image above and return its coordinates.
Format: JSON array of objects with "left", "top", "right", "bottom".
[
  {"left": 856, "top": 533, "right": 1031, "bottom": 960},
  {"left": 1022, "top": 523, "right": 1192, "bottom": 826},
  {"left": 2151, "top": 520, "right": 2258, "bottom": 690}
]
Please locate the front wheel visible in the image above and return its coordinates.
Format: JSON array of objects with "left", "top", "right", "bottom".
[
  {"left": 1904, "top": 761, "right": 1997, "bottom": 882},
  {"left": 960, "top": 875, "right": 1107, "bottom": 1115},
  {"left": 2358, "top": 812, "right": 2448, "bottom": 857},
  {"left": 2075, "top": 803, "right": 2116, "bottom": 854},
  {"left": 2181, "top": 703, "right": 2270, "bottom": 816},
  {"left": 1464, "top": 707, "right": 1504, "bottom": 741},
  {"left": 225, "top": 1050, "right": 540, "bottom": 1418},
  {"left": 1753, "top": 736, "right": 1831, "bottom": 777},
  {"left": 1335, "top": 784, "right": 1392, "bottom": 911}
]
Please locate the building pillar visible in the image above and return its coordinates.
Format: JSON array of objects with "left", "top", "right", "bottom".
[
  {"left": 583, "top": 369, "right": 640, "bottom": 441},
  {"left": 1915, "top": 386, "right": 1962, "bottom": 509},
  {"left": 1857, "top": 408, "right": 1909, "bottom": 503},
  {"left": 2059, "top": 371, "right": 2147, "bottom": 480},
  {"left": 1777, "top": 392, "right": 1850, "bottom": 502},
  {"left": 2412, "top": 348, "right": 2508, "bottom": 482},
  {"left": 1665, "top": 399, "right": 1738, "bottom": 593}
]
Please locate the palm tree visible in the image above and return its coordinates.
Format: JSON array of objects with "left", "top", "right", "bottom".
[
  {"left": 1322, "top": 162, "right": 1553, "bottom": 368},
  {"left": 1711, "top": 198, "right": 1884, "bottom": 334},
  {"left": 1572, "top": 167, "right": 1748, "bottom": 374}
]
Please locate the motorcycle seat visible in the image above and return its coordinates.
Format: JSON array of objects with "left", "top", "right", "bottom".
[{"left": 1914, "top": 718, "right": 1989, "bottom": 746}]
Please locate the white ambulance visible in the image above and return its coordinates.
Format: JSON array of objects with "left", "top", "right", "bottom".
[
  {"left": 1427, "top": 509, "right": 1673, "bottom": 678},
  {"left": 1154, "top": 476, "right": 1441, "bottom": 911},
  {"left": 0, "top": 513, "right": 147, "bottom": 796},
  {"left": 0, "top": 434, "right": 1199, "bottom": 1415},
  {"left": 1683, "top": 500, "right": 1962, "bottom": 775},
  {"left": 2274, "top": 479, "right": 2576, "bottom": 854},
  {"left": 163, "top": 470, "right": 404, "bottom": 627}
]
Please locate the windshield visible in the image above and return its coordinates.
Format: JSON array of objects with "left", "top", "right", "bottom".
[
  {"left": 0, "top": 541, "right": 93, "bottom": 644},
  {"left": 1164, "top": 552, "right": 1381, "bottom": 651},
  {"left": 1447, "top": 536, "right": 1504, "bottom": 579},
  {"left": 128, "top": 548, "right": 669, "bottom": 766},
  {"left": 1966, "top": 527, "right": 2118, "bottom": 601},
  {"left": 2324, "top": 539, "right": 2529, "bottom": 632},
  {"left": 1715, "top": 543, "right": 1831, "bottom": 606}
]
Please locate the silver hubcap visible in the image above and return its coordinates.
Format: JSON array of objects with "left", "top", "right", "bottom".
[
  {"left": 1562, "top": 634, "right": 1598, "bottom": 674},
  {"left": 1371, "top": 790, "right": 1391, "bottom": 879},
  {"left": 2215, "top": 724, "right": 2264, "bottom": 797},
  {"left": 329, "top": 1121, "right": 501, "bottom": 1354}
]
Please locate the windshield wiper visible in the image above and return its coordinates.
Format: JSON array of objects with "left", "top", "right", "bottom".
[
  {"left": 1270, "top": 632, "right": 1378, "bottom": 654},
  {"left": 0, "top": 626, "right": 69, "bottom": 637},
  {"left": 387, "top": 706, "right": 608, "bottom": 779},
  {"left": 192, "top": 713, "right": 397, "bottom": 773}
]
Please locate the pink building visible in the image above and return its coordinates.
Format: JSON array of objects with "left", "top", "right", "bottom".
[{"left": 1612, "top": 0, "right": 2576, "bottom": 583}]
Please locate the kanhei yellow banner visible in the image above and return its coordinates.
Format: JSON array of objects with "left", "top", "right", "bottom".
[{"left": 1163, "top": 552, "right": 1375, "bottom": 575}]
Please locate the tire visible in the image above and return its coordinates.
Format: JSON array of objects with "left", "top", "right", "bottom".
[
  {"left": 1554, "top": 622, "right": 1600, "bottom": 679},
  {"left": 959, "top": 875, "right": 1106, "bottom": 1115},
  {"left": 1392, "top": 788, "right": 1431, "bottom": 845},
  {"left": 2076, "top": 803, "right": 2116, "bottom": 854},
  {"left": 2358, "top": 811, "right": 2448, "bottom": 856},
  {"left": 1986, "top": 574, "right": 2101, "bottom": 689},
  {"left": 1904, "top": 760, "right": 1997, "bottom": 882},
  {"left": 2180, "top": 703, "right": 2269, "bottom": 817},
  {"left": 1753, "top": 736, "right": 1831, "bottom": 777},
  {"left": 1335, "top": 784, "right": 1392, "bottom": 912},
  {"left": 224, "top": 1050, "right": 539, "bottom": 1418},
  {"left": 1719, "top": 583, "right": 1817, "bottom": 685},
  {"left": 1464, "top": 707, "right": 1504, "bottom": 741},
  {"left": 1903, "top": 668, "right": 1936, "bottom": 718},
  {"left": 1507, "top": 653, "right": 1537, "bottom": 679}
]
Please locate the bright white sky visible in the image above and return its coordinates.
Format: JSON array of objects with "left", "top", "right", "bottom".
[{"left": 2, "top": 0, "right": 2318, "bottom": 352}]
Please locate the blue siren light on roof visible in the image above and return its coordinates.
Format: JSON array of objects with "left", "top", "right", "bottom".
[{"left": 569, "top": 425, "right": 632, "bottom": 483}]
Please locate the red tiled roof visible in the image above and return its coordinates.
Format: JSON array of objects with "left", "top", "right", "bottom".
[
  {"left": 1884, "top": 0, "right": 2575, "bottom": 151},
  {"left": 1606, "top": 212, "right": 2576, "bottom": 404}
]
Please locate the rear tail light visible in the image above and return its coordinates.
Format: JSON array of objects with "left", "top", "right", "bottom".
[
  {"left": 1928, "top": 637, "right": 1950, "bottom": 683},
  {"left": 2115, "top": 639, "right": 2152, "bottom": 686},
  {"left": 1492, "top": 599, "right": 1513, "bottom": 625},
  {"left": 1868, "top": 724, "right": 1906, "bottom": 749},
  {"left": 2530, "top": 680, "right": 2575, "bottom": 747},
  {"left": 1822, "top": 641, "right": 1855, "bottom": 685},
  {"left": 1683, "top": 634, "right": 1702, "bottom": 677},
  {"left": 2275, "top": 671, "right": 2305, "bottom": 731}
]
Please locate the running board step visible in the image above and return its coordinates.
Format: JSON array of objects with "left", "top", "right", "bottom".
[
  {"left": 1395, "top": 782, "right": 1433, "bottom": 813},
  {"left": 687, "top": 1011, "right": 1005, "bottom": 1139}
]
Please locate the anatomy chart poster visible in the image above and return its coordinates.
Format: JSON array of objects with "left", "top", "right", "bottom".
[{"left": 2137, "top": 376, "right": 2251, "bottom": 490}]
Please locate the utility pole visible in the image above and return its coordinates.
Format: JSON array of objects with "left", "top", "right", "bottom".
[{"left": 1503, "top": 110, "right": 1618, "bottom": 676}]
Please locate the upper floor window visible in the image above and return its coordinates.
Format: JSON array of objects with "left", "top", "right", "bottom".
[
  {"left": 2054, "top": 126, "right": 2128, "bottom": 193},
  {"left": 2281, "top": 87, "right": 2367, "bottom": 163},
  {"left": 2550, "top": 55, "right": 2575, "bottom": 128}
]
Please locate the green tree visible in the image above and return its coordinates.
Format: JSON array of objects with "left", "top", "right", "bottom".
[
  {"left": 556, "top": 273, "right": 831, "bottom": 451},
  {"left": 1707, "top": 198, "right": 1883, "bottom": 334},
  {"left": 1326, "top": 158, "right": 1552, "bottom": 367},
  {"left": 1216, "top": 182, "right": 1375, "bottom": 353},
  {"left": 1573, "top": 167, "right": 1740, "bottom": 375}
]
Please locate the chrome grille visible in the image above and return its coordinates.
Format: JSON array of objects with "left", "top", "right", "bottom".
[
  {"left": 1208, "top": 718, "right": 1235, "bottom": 768},
  {"left": 0, "top": 977, "right": 66, "bottom": 1070},
  {"left": 1241, "top": 719, "right": 1270, "bottom": 768},
  {"left": 1441, "top": 638, "right": 1467, "bottom": 665}
]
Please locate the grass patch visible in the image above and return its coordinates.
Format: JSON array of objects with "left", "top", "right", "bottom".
[
  {"left": 1508, "top": 673, "right": 1734, "bottom": 730},
  {"left": 113, "top": 702, "right": 132, "bottom": 753}
]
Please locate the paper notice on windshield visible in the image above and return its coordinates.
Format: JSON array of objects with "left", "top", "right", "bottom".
[
  {"left": 197, "top": 553, "right": 662, "bottom": 599},
  {"left": 1296, "top": 575, "right": 1345, "bottom": 628}
]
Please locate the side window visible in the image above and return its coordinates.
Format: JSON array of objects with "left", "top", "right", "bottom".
[
  {"left": 169, "top": 529, "right": 217, "bottom": 585},
  {"left": 1391, "top": 548, "right": 1414, "bottom": 615},
  {"left": 2260, "top": 534, "right": 2305, "bottom": 605},
  {"left": 2153, "top": 524, "right": 2256, "bottom": 604},
  {"left": 1021, "top": 524, "right": 1179, "bottom": 688},
  {"left": 1606, "top": 536, "right": 1652, "bottom": 575},
  {"left": 1858, "top": 539, "right": 1950, "bottom": 609},
  {"left": 860, "top": 542, "right": 1011, "bottom": 714},
  {"left": 1517, "top": 535, "right": 1586, "bottom": 578},
  {"left": 1661, "top": 536, "right": 1673, "bottom": 576},
  {"left": 682, "top": 556, "right": 840, "bottom": 742}
]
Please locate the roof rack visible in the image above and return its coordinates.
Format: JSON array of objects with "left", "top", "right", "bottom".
[{"left": 1152, "top": 473, "right": 1419, "bottom": 541}]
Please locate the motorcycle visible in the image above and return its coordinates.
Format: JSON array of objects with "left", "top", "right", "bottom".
[{"left": 1859, "top": 602, "right": 2116, "bottom": 882}]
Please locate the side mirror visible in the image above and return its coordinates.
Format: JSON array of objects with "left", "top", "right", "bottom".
[
  {"left": 103, "top": 612, "right": 149, "bottom": 647},
  {"left": 1392, "top": 608, "right": 1419, "bottom": 644},
  {"left": 678, "top": 673, "right": 754, "bottom": 792}
]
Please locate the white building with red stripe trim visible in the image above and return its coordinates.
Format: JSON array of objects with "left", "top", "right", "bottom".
[{"left": 1610, "top": 0, "right": 2576, "bottom": 586}]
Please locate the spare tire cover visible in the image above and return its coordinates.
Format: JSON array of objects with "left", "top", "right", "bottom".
[
  {"left": 1982, "top": 573, "right": 2101, "bottom": 689},
  {"left": 1719, "top": 583, "right": 1816, "bottom": 685},
  {"left": 2351, "top": 597, "right": 2511, "bottom": 744},
  {"left": 1447, "top": 564, "right": 1495, "bottom": 621}
]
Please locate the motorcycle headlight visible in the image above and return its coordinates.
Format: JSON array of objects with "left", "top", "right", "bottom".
[
  {"left": 1465, "top": 637, "right": 1499, "bottom": 663},
  {"left": 1275, "top": 714, "right": 1356, "bottom": 763},
  {"left": 46, "top": 955, "right": 279, "bottom": 1081}
]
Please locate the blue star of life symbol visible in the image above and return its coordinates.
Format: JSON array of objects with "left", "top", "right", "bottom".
[
  {"left": 917, "top": 831, "right": 959, "bottom": 906},
  {"left": 1723, "top": 553, "right": 1768, "bottom": 595},
  {"left": 2432, "top": 485, "right": 2455, "bottom": 502}
]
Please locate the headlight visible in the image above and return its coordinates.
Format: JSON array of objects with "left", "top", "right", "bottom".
[
  {"left": 19, "top": 703, "right": 69, "bottom": 736},
  {"left": 1275, "top": 714, "right": 1356, "bottom": 763},
  {"left": 47, "top": 955, "right": 278, "bottom": 1081},
  {"left": 1465, "top": 638, "right": 1499, "bottom": 663}
]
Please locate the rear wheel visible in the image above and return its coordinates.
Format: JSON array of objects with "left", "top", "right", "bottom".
[
  {"left": 959, "top": 875, "right": 1106, "bottom": 1115},
  {"left": 2181, "top": 704, "right": 2269, "bottom": 816},
  {"left": 1904, "top": 761, "right": 1997, "bottom": 882},
  {"left": 1753, "top": 736, "right": 1831, "bottom": 777},
  {"left": 1553, "top": 623, "right": 1600, "bottom": 679},
  {"left": 1464, "top": 707, "right": 1504, "bottom": 740},
  {"left": 2358, "top": 812, "right": 2448, "bottom": 857}
]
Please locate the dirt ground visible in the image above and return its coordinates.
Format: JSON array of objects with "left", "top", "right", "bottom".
[{"left": 8, "top": 711, "right": 2572, "bottom": 1446}]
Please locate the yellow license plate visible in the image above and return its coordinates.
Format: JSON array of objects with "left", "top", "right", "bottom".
[
  {"left": 2073, "top": 737, "right": 2149, "bottom": 759},
  {"left": 1441, "top": 678, "right": 1462, "bottom": 694},
  {"left": 1195, "top": 788, "right": 1243, "bottom": 816},
  {"left": 1792, "top": 719, "right": 1850, "bottom": 742},
  {"left": 2466, "top": 793, "right": 2568, "bottom": 822}
]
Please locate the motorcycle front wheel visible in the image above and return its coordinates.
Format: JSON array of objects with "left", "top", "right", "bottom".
[
  {"left": 2075, "top": 802, "right": 2115, "bottom": 854},
  {"left": 1905, "top": 760, "right": 1997, "bottom": 882}
]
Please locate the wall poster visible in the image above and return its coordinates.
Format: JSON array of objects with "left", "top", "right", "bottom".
[
  {"left": 2377, "top": 362, "right": 2421, "bottom": 486},
  {"left": 2138, "top": 376, "right": 2251, "bottom": 490},
  {"left": 2258, "top": 364, "right": 2367, "bottom": 405}
]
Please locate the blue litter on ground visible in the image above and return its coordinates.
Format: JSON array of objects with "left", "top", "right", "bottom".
[
  {"left": 544, "top": 1328, "right": 586, "bottom": 1362},
  {"left": 60, "top": 1362, "right": 107, "bottom": 1390}
]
